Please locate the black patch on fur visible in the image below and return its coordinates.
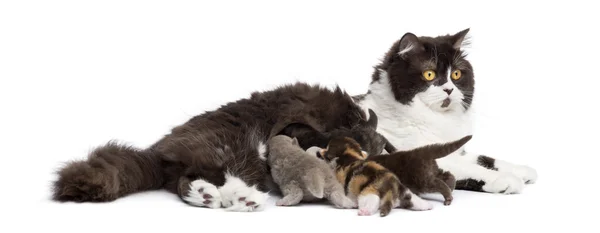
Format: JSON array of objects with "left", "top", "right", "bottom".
[
  {"left": 455, "top": 178, "right": 485, "bottom": 192},
  {"left": 477, "top": 155, "right": 497, "bottom": 171},
  {"left": 343, "top": 164, "right": 360, "bottom": 195}
]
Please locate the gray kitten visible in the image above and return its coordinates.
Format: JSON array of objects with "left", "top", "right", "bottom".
[{"left": 268, "top": 135, "right": 356, "bottom": 208}]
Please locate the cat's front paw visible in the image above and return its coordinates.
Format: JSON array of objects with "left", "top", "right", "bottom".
[
  {"left": 484, "top": 173, "right": 524, "bottom": 194},
  {"left": 512, "top": 165, "right": 538, "bottom": 184}
]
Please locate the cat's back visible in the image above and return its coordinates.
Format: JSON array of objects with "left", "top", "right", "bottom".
[{"left": 252, "top": 82, "right": 367, "bottom": 131}]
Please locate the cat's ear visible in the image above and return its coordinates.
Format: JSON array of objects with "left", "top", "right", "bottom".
[
  {"left": 365, "top": 109, "right": 378, "bottom": 129},
  {"left": 291, "top": 137, "right": 299, "bottom": 146},
  {"left": 451, "top": 28, "right": 471, "bottom": 50},
  {"left": 398, "top": 32, "right": 423, "bottom": 58}
]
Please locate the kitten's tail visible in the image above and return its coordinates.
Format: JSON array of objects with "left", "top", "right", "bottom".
[
  {"left": 304, "top": 170, "right": 325, "bottom": 199},
  {"left": 393, "top": 135, "right": 473, "bottom": 160},
  {"left": 51, "top": 141, "right": 164, "bottom": 202}
]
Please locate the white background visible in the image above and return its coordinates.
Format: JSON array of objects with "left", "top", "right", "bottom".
[{"left": 1, "top": 0, "right": 597, "bottom": 232}]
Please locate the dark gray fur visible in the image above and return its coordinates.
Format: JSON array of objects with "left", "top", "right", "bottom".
[
  {"left": 52, "top": 82, "right": 368, "bottom": 205},
  {"left": 277, "top": 109, "right": 396, "bottom": 157}
]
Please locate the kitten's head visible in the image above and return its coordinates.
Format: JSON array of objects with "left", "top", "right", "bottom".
[
  {"left": 345, "top": 109, "right": 389, "bottom": 156},
  {"left": 372, "top": 29, "right": 474, "bottom": 112},
  {"left": 269, "top": 135, "right": 300, "bottom": 150},
  {"left": 318, "top": 136, "right": 367, "bottom": 162}
]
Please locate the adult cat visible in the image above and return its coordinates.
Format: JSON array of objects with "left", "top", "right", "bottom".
[
  {"left": 353, "top": 29, "right": 537, "bottom": 194},
  {"left": 51, "top": 83, "right": 410, "bottom": 211}
]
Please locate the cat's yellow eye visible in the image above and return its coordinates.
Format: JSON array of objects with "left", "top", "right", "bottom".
[
  {"left": 422, "top": 70, "right": 436, "bottom": 81},
  {"left": 451, "top": 70, "right": 462, "bottom": 80}
]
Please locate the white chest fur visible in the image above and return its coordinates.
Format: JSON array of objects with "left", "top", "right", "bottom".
[{"left": 357, "top": 74, "right": 473, "bottom": 153}]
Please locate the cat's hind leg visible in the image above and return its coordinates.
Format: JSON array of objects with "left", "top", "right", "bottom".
[
  {"left": 218, "top": 172, "right": 270, "bottom": 212},
  {"left": 325, "top": 182, "right": 357, "bottom": 209},
  {"left": 432, "top": 178, "right": 454, "bottom": 205},
  {"left": 217, "top": 141, "right": 271, "bottom": 212},
  {"left": 357, "top": 193, "right": 380, "bottom": 216},
  {"left": 438, "top": 169, "right": 456, "bottom": 191},
  {"left": 276, "top": 182, "right": 304, "bottom": 206},
  {"left": 178, "top": 176, "right": 223, "bottom": 209}
]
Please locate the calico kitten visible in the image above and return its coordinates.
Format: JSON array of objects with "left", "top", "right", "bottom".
[
  {"left": 267, "top": 135, "right": 356, "bottom": 208},
  {"left": 318, "top": 136, "right": 428, "bottom": 217},
  {"left": 367, "top": 135, "right": 473, "bottom": 205},
  {"left": 276, "top": 109, "right": 396, "bottom": 157}
]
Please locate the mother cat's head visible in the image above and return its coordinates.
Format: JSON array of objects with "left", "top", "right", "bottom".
[{"left": 372, "top": 29, "right": 474, "bottom": 112}]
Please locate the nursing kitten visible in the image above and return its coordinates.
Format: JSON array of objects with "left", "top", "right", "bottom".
[
  {"left": 367, "top": 135, "right": 472, "bottom": 205},
  {"left": 267, "top": 135, "right": 356, "bottom": 208},
  {"left": 318, "top": 136, "right": 431, "bottom": 217},
  {"left": 277, "top": 109, "right": 396, "bottom": 157}
]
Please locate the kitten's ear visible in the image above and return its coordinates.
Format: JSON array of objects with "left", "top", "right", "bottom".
[
  {"left": 291, "top": 137, "right": 299, "bottom": 146},
  {"left": 361, "top": 150, "right": 369, "bottom": 159},
  {"left": 319, "top": 149, "right": 327, "bottom": 159},
  {"left": 365, "top": 109, "right": 378, "bottom": 129},
  {"left": 451, "top": 28, "right": 471, "bottom": 50},
  {"left": 398, "top": 32, "right": 423, "bottom": 58}
]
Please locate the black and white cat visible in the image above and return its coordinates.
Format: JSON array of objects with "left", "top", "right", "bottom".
[
  {"left": 354, "top": 29, "right": 537, "bottom": 194},
  {"left": 51, "top": 29, "right": 537, "bottom": 213}
]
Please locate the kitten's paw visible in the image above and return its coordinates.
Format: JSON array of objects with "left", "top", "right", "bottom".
[
  {"left": 182, "top": 179, "right": 222, "bottom": 209},
  {"left": 336, "top": 197, "right": 357, "bottom": 209},
  {"left": 218, "top": 174, "right": 269, "bottom": 212},
  {"left": 358, "top": 194, "right": 380, "bottom": 216},
  {"left": 512, "top": 165, "right": 538, "bottom": 184},
  {"left": 444, "top": 196, "right": 453, "bottom": 206},
  {"left": 485, "top": 173, "right": 524, "bottom": 194},
  {"left": 409, "top": 195, "right": 434, "bottom": 211},
  {"left": 276, "top": 196, "right": 301, "bottom": 206},
  {"left": 358, "top": 208, "right": 373, "bottom": 216},
  {"left": 275, "top": 199, "right": 290, "bottom": 206}
]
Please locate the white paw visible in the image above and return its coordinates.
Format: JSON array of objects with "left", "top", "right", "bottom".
[
  {"left": 358, "top": 208, "right": 373, "bottom": 216},
  {"left": 512, "top": 165, "right": 538, "bottom": 184},
  {"left": 183, "top": 179, "right": 222, "bottom": 209},
  {"left": 218, "top": 174, "right": 269, "bottom": 212},
  {"left": 409, "top": 195, "right": 434, "bottom": 211},
  {"left": 358, "top": 194, "right": 380, "bottom": 216},
  {"left": 484, "top": 173, "right": 524, "bottom": 194}
]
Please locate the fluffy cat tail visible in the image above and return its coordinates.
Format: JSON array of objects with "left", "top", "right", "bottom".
[
  {"left": 51, "top": 141, "right": 164, "bottom": 202},
  {"left": 395, "top": 135, "right": 473, "bottom": 160},
  {"left": 304, "top": 170, "right": 325, "bottom": 199}
]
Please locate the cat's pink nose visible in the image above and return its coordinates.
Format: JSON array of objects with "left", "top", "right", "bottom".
[{"left": 443, "top": 88, "right": 453, "bottom": 95}]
